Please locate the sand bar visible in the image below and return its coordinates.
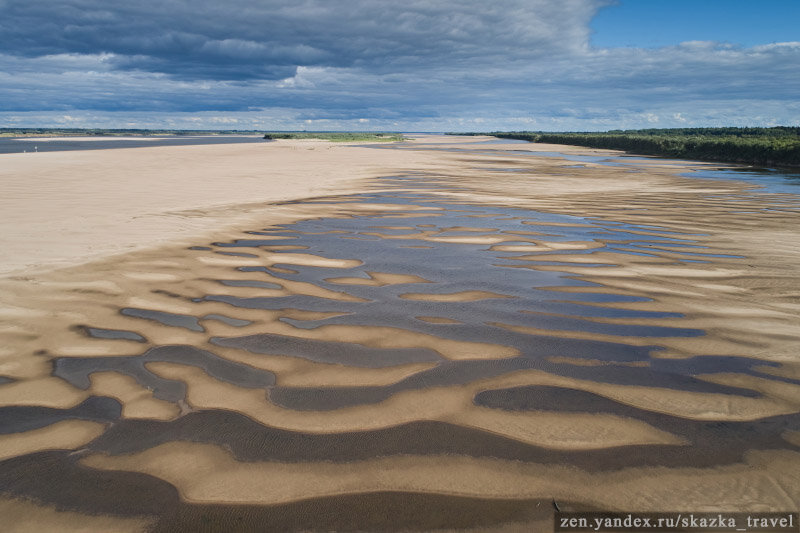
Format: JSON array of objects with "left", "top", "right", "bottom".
[
  {"left": 0, "top": 138, "right": 444, "bottom": 276},
  {"left": 1, "top": 135, "right": 800, "bottom": 526}
]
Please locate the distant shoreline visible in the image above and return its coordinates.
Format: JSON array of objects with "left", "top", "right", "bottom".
[
  {"left": 7, "top": 135, "right": 262, "bottom": 142},
  {"left": 0, "top": 128, "right": 407, "bottom": 139},
  {"left": 0, "top": 128, "right": 265, "bottom": 138},
  {"left": 451, "top": 127, "right": 800, "bottom": 169}
]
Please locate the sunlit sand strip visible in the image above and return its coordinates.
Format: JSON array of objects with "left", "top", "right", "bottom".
[
  {"left": 0, "top": 498, "right": 154, "bottom": 533},
  {"left": 81, "top": 442, "right": 800, "bottom": 510},
  {"left": 426, "top": 235, "right": 515, "bottom": 244},
  {"left": 121, "top": 272, "right": 183, "bottom": 282},
  {"left": 492, "top": 241, "right": 605, "bottom": 253},
  {"left": 221, "top": 322, "right": 520, "bottom": 360},
  {"left": 0, "top": 377, "right": 87, "bottom": 408},
  {"left": 784, "top": 431, "right": 800, "bottom": 447},
  {"left": 208, "top": 345, "right": 436, "bottom": 387},
  {"left": 445, "top": 407, "right": 683, "bottom": 449},
  {"left": 261, "top": 244, "right": 310, "bottom": 251},
  {"left": 487, "top": 244, "right": 541, "bottom": 252},
  {"left": 0, "top": 140, "right": 453, "bottom": 276},
  {"left": 492, "top": 282, "right": 800, "bottom": 363},
  {"left": 264, "top": 252, "right": 363, "bottom": 269},
  {"left": 755, "top": 362, "right": 800, "bottom": 381},
  {"left": 399, "top": 290, "right": 513, "bottom": 302},
  {"left": 0, "top": 421, "right": 105, "bottom": 461},
  {"left": 429, "top": 225, "right": 500, "bottom": 232},
  {"left": 489, "top": 319, "right": 708, "bottom": 358},
  {"left": 169, "top": 357, "right": 800, "bottom": 424},
  {"left": 361, "top": 230, "right": 536, "bottom": 245},
  {"left": 342, "top": 202, "right": 445, "bottom": 212},
  {"left": 324, "top": 271, "right": 431, "bottom": 286},
  {"left": 54, "top": 324, "right": 206, "bottom": 357},
  {"left": 146, "top": 363, "right": 680, "bottom": 447},
  {"left": 195, "top": 256, "right": 268, "bottom": 268},
  {"left": 125, "top": 296, "right": 197, "bottom": 316},
  {"left": 552, "top": 274, "right": 747, "bottom": 299},
  {"left": 525, "top": 262, "right": 749, "bottom": 280},
  {"left": 416, "top": 316, "right": 463, "bottom": 324},
  {"left": 505, "top": 252, "right": 623, "bottom": 264},
  {"left": 545, "top": 355, "right": 648, "bottom": 368},
  {"left": 268, "top": 278, "right": 368, "bottom": 302},
  {"left": 279, "top": 309, "right": 349, "bottom": 322},
  {"left": 89, "top": 372, "right": 181, "bottom": 420},
  {"left": 475, "top": 368, "right": 800, "bottom": 421},
  {"left": 0, "top": 348, "right": 53, "bottom": 381},
  {"left": 190, "top": 283, "right": 287, "bottom": 299},
  {"left": 194, "top": 269, "right": 370, "bottom": 302},
  {"left": 522, "top": 221, "right": 595, "bottom": 228},
  {"left": 471, "top": 368, "right": 799, "bottom": 422},
  {"left": 2, "top": 279, "right": 126, "bottom": 297},
  {"left": 695, "top": 373, "right": 800, "bottom": 406}
]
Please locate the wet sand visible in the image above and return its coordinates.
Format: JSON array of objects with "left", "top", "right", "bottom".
[{"left": 1, "top": 135, "right": 799, "bottom": 530}]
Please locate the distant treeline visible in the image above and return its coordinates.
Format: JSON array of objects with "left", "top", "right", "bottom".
[
  {"left": 262, "top": 132, "right": 403, "bottom": 142},
  {"left": 452, "top": 127, "right": 800, "bottom": 168},
  {"left": 0, "top": 128, "right": 264, "bottom": 136}
]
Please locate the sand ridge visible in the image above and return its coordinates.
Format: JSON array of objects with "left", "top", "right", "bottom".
[{"left": 1, "top": 135, "right": 799, "bottom": 528}]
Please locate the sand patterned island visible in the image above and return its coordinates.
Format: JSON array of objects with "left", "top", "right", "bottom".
[{"left": 1, "top": 135, "right": 799, "bottom": 531}]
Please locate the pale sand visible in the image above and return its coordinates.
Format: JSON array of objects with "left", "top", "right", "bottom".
[
  {"left": 146, "top": 362, "right": 682, "bottom": 446},
  {"left": 0, "top": 420, "right": 105, "bottom": 461},
  {"left": 1, "top": 136, "right": 798, "bottom": 386},
  {"left": 0, "top": 138, "right": 439, "bottom": 276},
  {"left": 1, "top": 135, "right": 800, "bottom": 520},
  {"left": 82, "top": 442, "right": 800, "bottom": 510},
  {"left": 325, "top": 271, "right": 431, "bottom": 286},
  {"left": 0, "top": 498, "right": 153, "bottom": 533},
  {"left": 146, "top": 360, "right": 798, "bottom": 432},
  {"left": 88, "top": 371, "right": 181, "bottom": 420},
  {"left": 398, "top": 290, "right": 513, "bottom": 302},
  {"left": 0, "top": 134, "right": 663, "bottom": 277}
]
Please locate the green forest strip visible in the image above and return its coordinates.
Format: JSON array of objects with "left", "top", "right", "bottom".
[{"left": 465, "top": 128, "right": 800, "bottom": 168}]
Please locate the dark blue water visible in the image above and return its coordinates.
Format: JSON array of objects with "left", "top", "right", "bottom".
[
  {"left": 0, "top": 135, "right": 267, "bottom": 154},
  {"left": 684, "top": 167, "right": 800, "bottom": 195},
  {"left": 492, "top": 142, "right": 800, "bottom": 196}
]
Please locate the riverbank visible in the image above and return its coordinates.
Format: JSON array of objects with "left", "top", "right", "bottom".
[
  {"left": 1, "top": 135, "right": 799, "bottom": 530},
  {"left": 0, "top": 138, "right": 431, "bottom": 276},
  {"left": 488, "top": 128, "right": 800, "bottom": 168}
]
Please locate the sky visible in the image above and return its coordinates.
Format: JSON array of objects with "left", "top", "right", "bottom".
[{"left": 0, "top": 0, "right": 798, "bottom": 131}]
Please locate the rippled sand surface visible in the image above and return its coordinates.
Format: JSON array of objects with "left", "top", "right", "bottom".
[{"left": 1, "top": 136, "right": 799, "bottom": 531}]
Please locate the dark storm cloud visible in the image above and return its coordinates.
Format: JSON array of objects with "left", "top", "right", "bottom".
[
  {"left": 0, "top": 0, "right": 600, "bottom": 80},
  {"left": 0, "top": 0, "right": 797, "bottom": 129}
]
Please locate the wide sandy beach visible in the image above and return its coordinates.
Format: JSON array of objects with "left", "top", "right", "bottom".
[{"left": 1, "top": 135, "right": 799, "bottom": 531}]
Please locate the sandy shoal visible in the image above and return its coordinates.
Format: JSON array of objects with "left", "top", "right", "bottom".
[
  {"left": 2, "top": 135, "right": 799, "bottom": 365},
  {"left": 0, "top": 138, "right": 444, "bottom": 276},
  {"left": 1, "top": 134, "right": 799, "bottom": 407},
  {"left": 1, "top": 135, "right": 800, "bottom": 518},
  {"left": 0, "top": 134, "right": 698, "bottom": 278},
  {"left": 82, "top": 441, "right": 800, "bottom": 510}
]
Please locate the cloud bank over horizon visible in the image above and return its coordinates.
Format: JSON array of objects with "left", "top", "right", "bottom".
[{"left": 0, "top": 0, "right": 797, "bottom": 131}]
